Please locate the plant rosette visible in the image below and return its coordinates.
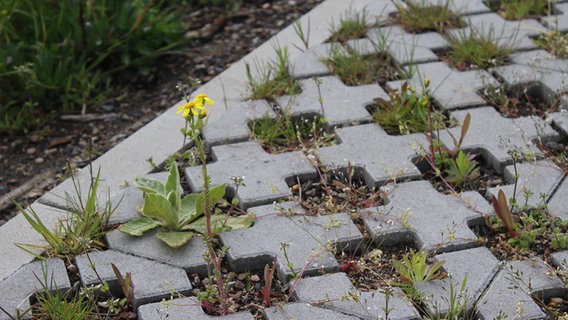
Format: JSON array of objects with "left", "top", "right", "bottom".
[{"left": 119, "top": 162, "right": 254, "bottom": 248}]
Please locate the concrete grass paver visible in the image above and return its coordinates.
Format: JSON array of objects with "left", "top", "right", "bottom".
[
  {"left": 317, "top": 123, "right": 428, "bottom": 187},
  {"left": 276, "top": 75, "right": 384, "bottom": 127},
  {"left": 220, "top": 202, "right": 363, "bottom": 282},
  {"left": 487, "top": 160, "right": 565, "bottom": 209},
  {"left": 477, "top": 258, "right": 565, "bottom": 319},
  {"left": 293, "top": 272, "right": 418, "bottom": 320},
  {"left": 364, "top": 181, "right": 487, "bottom": 253},
  {"left": 438, "top": 107, "right": 559, "bottom": 172},
  {"left": 0, "top": 259, "right": 69, "bottom": 320},
  {"left": 184, "top": 141, "right": 316, "bottom": 209},
  {"left": 76, "top": 250, "right": 192, "bottom": 309},
  {"left": 2, "top": 0, "right": 568, "bottom": 319},
  {"left": 387, "top": 62, "right": 498, "bottom": 110}
]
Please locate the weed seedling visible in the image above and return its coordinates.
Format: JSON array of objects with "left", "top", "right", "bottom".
[
  {"left": 488, "top": 0, "right": 550, "bottom": 20},
  {"left": 393, "top": 249, "right": 446, "bottom": 300},
  {"left": 534, "top": 31, "right": 568, "bottom": 59},
  {"left": 329, "top": 8, "right": 372, "bottom": 43}
]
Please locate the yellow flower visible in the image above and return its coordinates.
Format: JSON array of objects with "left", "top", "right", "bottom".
[
  {"left": 193, "top": 94, "right": 215, "bottom": 108},
  {"left": 177, "top": 94, "right": 214, "bottom": 119}
]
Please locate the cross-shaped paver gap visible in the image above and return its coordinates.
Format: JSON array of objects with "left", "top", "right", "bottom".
[
  {"left": 437, "top": 106, "right": 559, "bottom": 173},
  {"left": 316, "top": 122, "right": 429, "bottom": 188},
  {"left": 184, "top": 141, "right": 316, "bottom": 210},
  {"left": 276, "top": 75, "right": 388, "bottom": 127},
  {"left": 364, "top": 180, "right": 494, "bottom": 253},
  {"left": 386, "top": 61, "right": 499, "bottom": 110},
  {"left": 219, "top": 202, "right": 364, "bottom": 283}
]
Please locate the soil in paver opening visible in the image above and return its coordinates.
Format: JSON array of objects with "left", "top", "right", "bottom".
[
  {"left": 485, "top": 0, "right": 553, "bottom": 20},
  {"left": 249, "top": 114, "right": 337, "bottom": 154},
  {"left": 481, "top": 82, "right": 559, "bottom": 118},
  {"left": 435, "top": 49, "right": 512, "bottom": 71},
  {"left": 288, "top": 167, "right": 387, "bottom": 215},
  {"left": 336, "top": 244, "right": 407, "bottom": 292},
  {"left": 414, "top": 154, "right": 503, "bottom": 195},
  {"left": 324, "top": 51, "right": 406, "bottom": 86},
  {"left": 190, "top": 266, "right": 292, "bottom": 319},
  {"left": 538, "top": 137, "right": 568, "bottom": 173}
]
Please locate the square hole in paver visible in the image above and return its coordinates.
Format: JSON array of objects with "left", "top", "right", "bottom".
[
  {"left": 480, "top": 81, "right": 560, "bottom": 118},
  {"left": 390, "top": 0, "right": 465, "bottom": 34},
  {"left": 323, "top": 45, "right": 406, "bottom": 86},
  {"left": 414, "top": 151, "right": 504, "bottom": 195},
  {"left": 288, "top": 165, "right": 388, "bottom": 215},
  {"left": 248, "top": 112, "right": 336, "bottom": 154},
  {"left": 485, "top": 0, "right": 556, "bottom": 20},
  {"left": 433, "top": 41, "right": 512, "bottom": 71}
]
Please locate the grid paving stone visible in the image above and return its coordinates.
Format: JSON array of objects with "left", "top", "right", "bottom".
[
  {"left": 448, "top": 13, "right": 546, "bottom": 51},
  {"left": 293, "top": 272, "right": 418, "bottom": 320},
  {"left": 76, "top": 250, "right": 192, "bottom": 309},
  {"left": 108, "top": 171, "right": 168, "bottom": 225},
  {"left": 220, "top": 202, "right": 363, "bottom": 282},
  {"left": 365, "top": 25, "right": 448, "bottom": 65},
  {"left": 550, "top": 250, "right": 568, "bottom": 270},
  {"left": 184, "top": 141, "right": 316, "bottom": 210},
  {"left": 317, "top": 123, "right": 428, "bottom": 187},
  {"left": 364, "top": 181, "right": 490, "bottom": 253},
  {"left": 290, "top": 43, "right": 336, "bottom": 79},
  {"left": 203, "top": 99, "right": 275, "bottom": 146},
  {"left": 0, "top": 259, "right": 69, "bottom": 320},
  {"left": 438, "top": 107, "right": 559, "bottom": 173},
  {"left": 423, "top": 0, "right": 491, "bottom": 15},
  {"left": 416, "top": 247, "right": 500, "bottom": 316},
  {"left": 548, "top": 178, "right": 568, "bottom": 221},
  {"left": 105, "top": 228, "right": 210, "bottom": 276},
  {"left": 387, "top": 62, "right": 499, "bottom": 110},
  {"left": 137, "top": 297, "right": 254, "bottom": 320},
  {"left": 541, "top": 2, "right": 568, "bottom": 32},
  {"left": 363, "top": 0, "right": 398, "bottom": 21},
  {"left": 276, "top": 76, "right": 385, "bottom": 127},
  {"left": 265, "top": 303, "right": 360, "bottom": 320},
  {"left": 548, "top": 110, "right": 568, "bottom": 135},
  {"left": 493, "top": 50, "right": 568, "bottom": 104},
  {"left": 477, "top": 258, "right": 565, "bottom": 319},
  {"left": 487, "top": 160, "right": 565, "bottom": 209}
]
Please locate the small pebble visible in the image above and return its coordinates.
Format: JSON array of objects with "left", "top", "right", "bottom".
[
  {"left": 34, "top": 157, "right": 44, "bottom": 164},
  {"left": 250, "top": 274, "right": 261, "bottom": 282}
]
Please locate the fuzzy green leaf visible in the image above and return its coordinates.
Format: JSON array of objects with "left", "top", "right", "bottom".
[
  {"left": 179, "top": 193, "right": 200, "bottom": 225},
  {"left": 186, "top": 213, "right": 255, "bottom": 234},
  {"left": 156, "top": 231, "right": 195, "bottom": 248},
  {"left": 140, "top": 193, "right": 179, "bottom": 229},
  {"left": 119, "top": 217, "right": 161, "bottom": 236},
  {"left": 165, "top": 162, "right": 181, "bottom": 196},
  {"left": 208, "top": 183, "right": 226, "bottom": 207},
  {"left": 134, "top": 177, "right": 165, "bottom": 195}
]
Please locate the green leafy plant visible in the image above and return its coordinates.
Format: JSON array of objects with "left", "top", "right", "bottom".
[
  {"left": 394, "top": 0, "right": 463, "bottom": 33},
  {"left": 14, "top": 164, "right": 116, "bottom": 260},
  {"left": 372, "top": 78, "right": 443, "bottom": 135},
  {"left": 0, "top": 0, "right": 188, "bottom": 132},
  {"left": 246, "top": 46, "right": 301, "bottom": 100},
  {"left": 447, "top": 27, "right": 513, "bottom": 70},
  {"left": 444, "top": 150, "right": 481, "bottom": 186},
  {"left": 110, "top": 263, "right": 134, "bottom": 313},
  {"left": 324, "top": 45, "right": 402, "bottom": 86},
  {"left": 119, "top": 162, "right": 254, "bottom": 248},
  {"left": 394, "top": 249, "right": 447, "bottom": 285}
]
